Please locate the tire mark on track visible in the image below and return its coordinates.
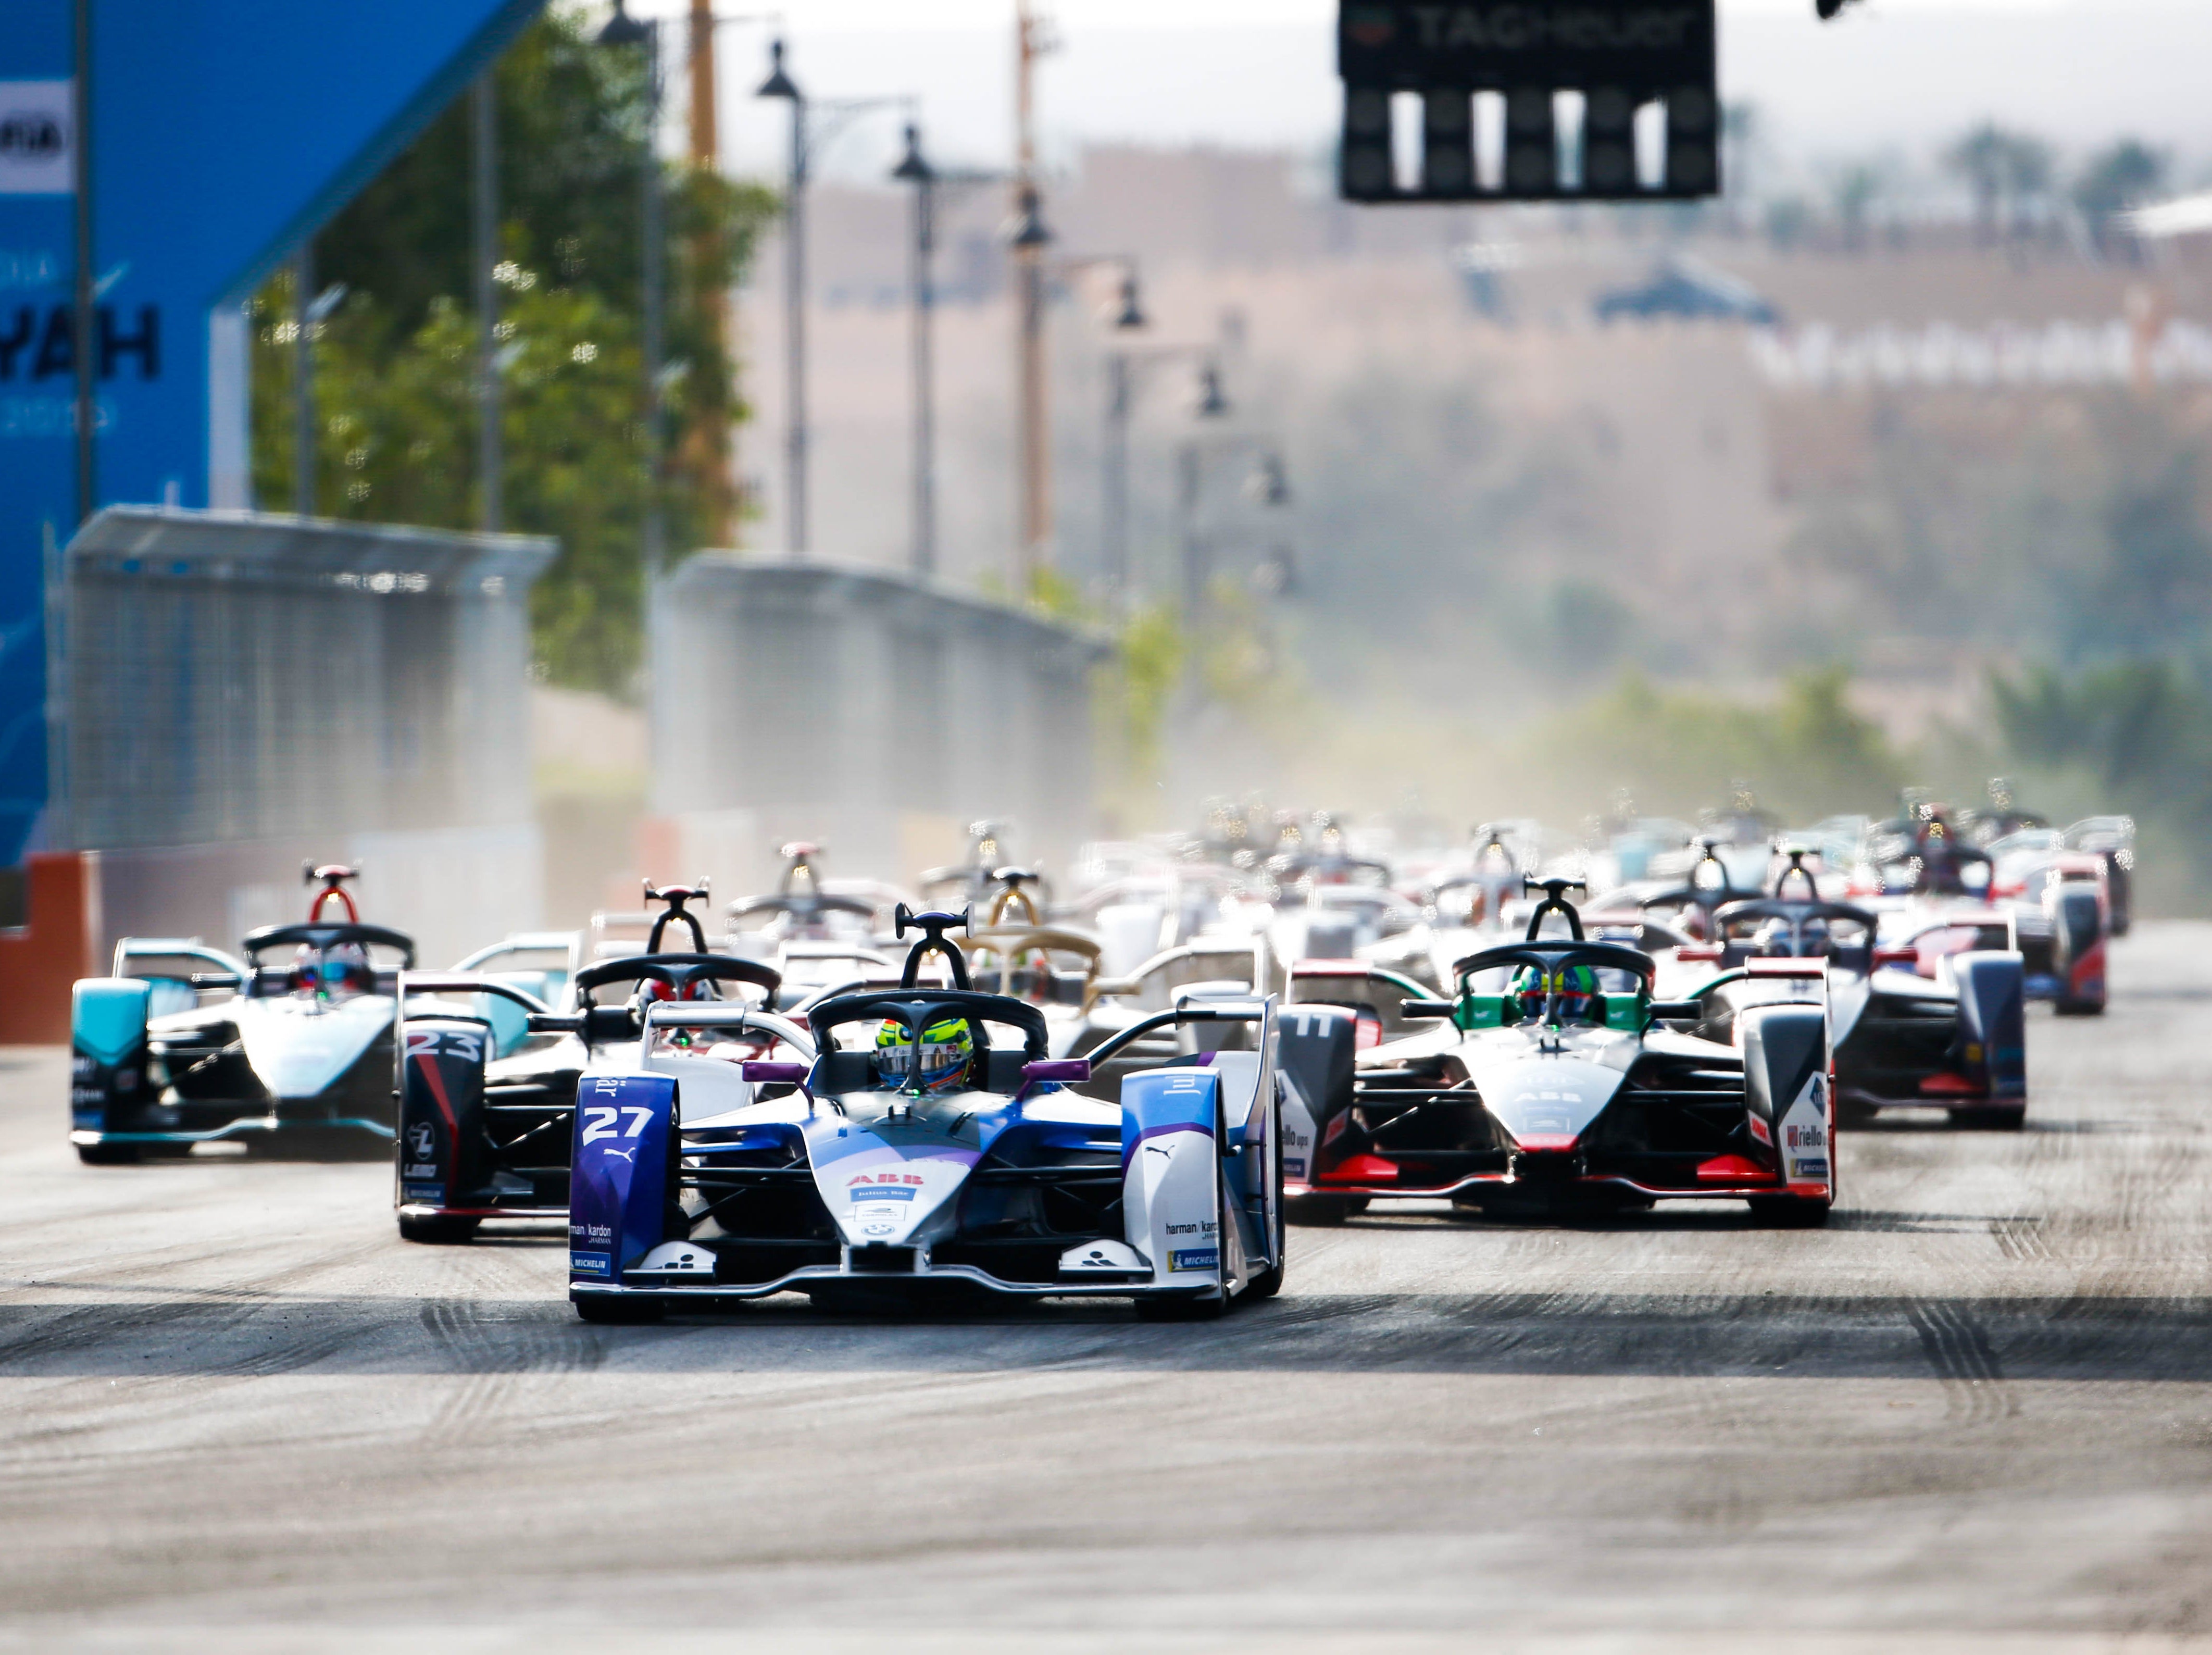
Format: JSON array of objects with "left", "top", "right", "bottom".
[{"left": 1905, "top": 1297, "right": 2018, "bottom": 1423}]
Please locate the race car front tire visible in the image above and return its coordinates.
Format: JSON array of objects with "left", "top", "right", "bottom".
[
  {"left": 574, "top": 1295, "right": 666, "bottom": 1325},
  {"left": 75, "top": 1141, "right": 139, "bottom": 1166},
  {"left": 1951, "top": 1104, "right": 2027, "bottom": 1131},
  {"left": 1136, "top": 1289, "right": 1228, "bottom": 1322},
  {"left": 397, "top": 1212, "right": 482, "bottom": 1245},
  {"left": 1746, "top": 1194, "right": 1831, "bottom": 1228}
]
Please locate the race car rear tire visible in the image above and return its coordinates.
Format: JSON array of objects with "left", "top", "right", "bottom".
[
  {"left": 2055, "top": 1000, "right": 2105, "bottom": 1018},
  {"left": 1951, "top": 1104, "right": 2026, "bottom": 1131},
  {"left": 574, "top": 1296, "right": 666, "bottom": 1325},
  {"left": 1746, "top": 1194, "right": 1831, "bottom": 1228},
  {"left": 1242, "top": 1101, "right": 1287, "bottom": 1300},
  {"left": 74, "top": 1142, "right": 139, "bottom": 1166},
  {"left": 1284, "top": 1194, "right": 1367, "bottom": 1226},
  {"left": 1136, "top": 1290, "right": 1228, "bottom": 1322},
  {"left": 397, "top": 1212, "right": 482, "bottom": 1245}
]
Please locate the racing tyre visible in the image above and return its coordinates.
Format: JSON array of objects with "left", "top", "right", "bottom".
[
  {"left": 1136, "top": 1289, "right": 1228, "bottom": 1322},
  {"left": 574, "top": 1296, "right": 666, "bottom": 1325},
  {"left": 1952, "top": 1104, "right": 2026, "bottom": 1132},
  {"left": 397, "top": 1212, "right": 482, "bottom": 1245},
  {"left": 1284, "top": 1194, "right": 1367, "bottom": 1226},
  {"left": 2055, "top": 1000, "right": 2105, "bottom": 1018},
  {"left": 1242, "top": 1097, "right": 1288, "bottom": 1300},
  {"left": 74, "top": 1142, "right": 139, "bottom": 1165},
  {"left": 1746, "top": 1194, "right": 1831, "bottom": 1229}
]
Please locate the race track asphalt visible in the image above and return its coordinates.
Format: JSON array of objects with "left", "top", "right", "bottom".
[{"left": 3, "top": 926, "right": 2210, "bottom": 1653}]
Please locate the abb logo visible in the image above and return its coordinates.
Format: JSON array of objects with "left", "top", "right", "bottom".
[{"left": 849, "top": 1172, "right": 926, "bottom": 1187}]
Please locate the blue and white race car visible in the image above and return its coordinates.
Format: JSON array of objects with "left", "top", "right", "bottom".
[
  {"left": 70, "top": 866, "right": 414, "bottom": 1162},
  {"left": 557, "top": 909, "right": 1290, "bottom": 1321}
]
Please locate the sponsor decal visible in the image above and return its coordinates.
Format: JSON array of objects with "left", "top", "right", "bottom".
[
  {"left": 403, "top": 1180, "right": 444, "bottom": 1202},
  {"left": 1784, "top": 1123, "right": 1826, "bottom": 1151},
  {"left": 570, "top": 1251, "right": 613, "bottom": 1277},
  {"left": 848, "top": 1172, "right": 926, "bottom": 1187},
  {"left": 1284, "top": 1157, "right": 1307, "bottom": 1178},
  {"left": 1748, "top": 1114, "right": 1772, "bottom": 1144},
  {"left": 861, "top": 1222, "right": 897, "bottom": 1237},
  {"left": 1164, "top": 1220, "right": 1218, "bottom": 1236},
  {"left": 849, "top": 1185, "right": 917, "bottom": 1203},
  {"left": 403, "top": 1163, "right": 440, "bottom": 1179},
  {"left": 1169, "top": 1248, "right": 1219, "bottom": 1273},
  {"left": 406, "top": 1122, "right": 436, "bottom": 1162},
  {"left": 1789, "top": 1157, "right": 1830, "bottom": 1180}
]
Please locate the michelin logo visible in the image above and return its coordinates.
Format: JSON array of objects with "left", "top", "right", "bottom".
[
  {"left": 1169, "top": 1248, "right": 1219, "bottom": 1273},
  {"left": 570, "top": 1251, "right": 613, "bottom": 1278}
]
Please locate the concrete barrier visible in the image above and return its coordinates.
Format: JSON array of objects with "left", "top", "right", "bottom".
[
  {"left": 648, "top": 556, "right": 1109, "bottom": 898},
  {"left": 34, "top": 508, "right": 556, "bottom": 1006}
]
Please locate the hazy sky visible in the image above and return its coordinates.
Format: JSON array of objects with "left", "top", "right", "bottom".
[{"left": 613, "top": 1, "right": 2212, "bottom": 187}]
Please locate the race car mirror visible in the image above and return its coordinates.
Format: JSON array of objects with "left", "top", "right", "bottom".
[
  {"left": 1676, "top": 944, "right": 1724, "bottom": 963},
  {"left": 1338, "top": 0, "right": 1719, "bottom": 203},
  {"left": 1399, "top": 998, "right": 1456, "bottom": 1020},
  {"left": 1872, "top": 947, "right": 1919, "bottom": 968},
  {"left": 1648, "top": 1000, "right": 1705, "bottom": 1021},
  {"left": 742, "top": 1061, "right": 810, "bottom": 1086},
  {"left": 1021, "top": 1059, "right": 1092, "bottom": 1085}
]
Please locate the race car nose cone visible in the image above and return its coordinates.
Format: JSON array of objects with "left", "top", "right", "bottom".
[{"left": 1507, "top": 1146, "right": 1581, "bottom": 1185}]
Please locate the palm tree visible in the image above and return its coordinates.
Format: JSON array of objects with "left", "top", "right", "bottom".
[{"left": 2074, "top": 140, "right": 2169, "bottom": 259}]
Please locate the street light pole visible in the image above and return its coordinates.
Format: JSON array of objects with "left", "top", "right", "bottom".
[
  {"left": 1011, "top": 0, "right": 1055, "bottom": 589},
  {"left": 472, "top": 69, "right": 501, "bottom": 533},
  {"left": 757, "top": 40, "right": 808, "bottom": 557},
  {"left": 892, "top": 122, "right": 936, "bottom": 578},
  {"left": 598, "top": 1, "right": 666, "bottom": 578}
]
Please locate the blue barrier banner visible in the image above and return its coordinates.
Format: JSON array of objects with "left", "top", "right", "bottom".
[{"left": 0, "top": 0, "right": 543, "bottom": 864}]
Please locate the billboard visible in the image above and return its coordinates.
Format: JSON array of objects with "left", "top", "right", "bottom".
[{"left": 0, "top": 0, "right": 545, "bottom": 866}]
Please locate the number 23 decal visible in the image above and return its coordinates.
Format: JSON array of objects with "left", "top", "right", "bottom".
[{"left": 582, "top": 1105, "right": 655, "bottom": 1144}]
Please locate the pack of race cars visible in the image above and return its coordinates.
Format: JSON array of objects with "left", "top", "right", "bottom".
[{"left": 63, "top": 790, "right": 2128, "bottom": 1322}]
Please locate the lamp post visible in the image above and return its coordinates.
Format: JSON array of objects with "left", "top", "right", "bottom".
[
  {"left": 1173, "top": 375, "right": 1292, "bottom": 622},
  {"left": 472, "top": 69, "right": 501, "bottom": 533},
  {"left": 755, "top": 38, "right": 807, "bottom": 557},
  {"left": 598, "top": 0, "right": 666, "bottom": 577},
  {"left": 892, "top": 122, "right": 936, "bottom": 579}
]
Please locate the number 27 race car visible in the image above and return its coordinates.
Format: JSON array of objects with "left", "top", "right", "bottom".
[{"left": 556, "top": 909, "right": 1290, "bottom": 1321}]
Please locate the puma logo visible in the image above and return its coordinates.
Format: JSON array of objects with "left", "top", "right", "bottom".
[{"left": 604, "top": 1147, "right": 636, "bottom": 1163}]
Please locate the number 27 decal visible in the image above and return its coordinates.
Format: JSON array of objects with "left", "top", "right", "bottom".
[{"left": 582, "top": 1105, "right": 656, "bottom": 1144}]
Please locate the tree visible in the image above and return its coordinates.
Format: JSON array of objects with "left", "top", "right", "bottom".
[
  {"left": 252, "top": 6, "right": 779, "bottom": 693},
  {"left": 1945, "top": 123, "right": 2008, "bottom": 245},
  {"left": 2074, "top": 139, "right": 2168, "bottom": 259}
]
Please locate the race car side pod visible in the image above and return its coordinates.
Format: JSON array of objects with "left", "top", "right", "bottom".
[
  {"left": 1081, "top": 999, "right": 1277, "bottom": 1309},
  {"left": 393, "top": 975, "right": 553, "bottom": 1243},
  {"left": 1954, "top": 951, "right": 2028, "bottom": 1120},
  {"left": 1738, "top": 1001, "right": 1836, "bottom": 1226},
  {"left": 70, "top": 978, "right": 155, "bottom": 1163}
]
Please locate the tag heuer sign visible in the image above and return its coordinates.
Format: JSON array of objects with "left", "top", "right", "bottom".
[{"left": 1338, "top": 1, "right": 1719, "bottom": 203}]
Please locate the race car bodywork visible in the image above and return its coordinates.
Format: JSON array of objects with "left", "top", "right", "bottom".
[
  {"left": 564, "top": 909, "right": 1288, "bottom": 1320},
  {"left": 393, "top": 884, "right": 805, "bottom": 1242},
  {"left": 1277, "top": 881, "right": 1838, "bottom": 1227},
  {"left": 70, "top": 866, "right": 415, "bottom": 1162},
  {"left": 1671, "top": 888, "right": 2028, "bottom": 1129}
]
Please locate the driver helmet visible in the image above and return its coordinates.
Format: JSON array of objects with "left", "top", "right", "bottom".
[
  {"left": 873, "top": 1013, "right": 976, "bottom": 1094},
  {"left": 643, "top": 975, "right": 719, "bottom": 1004},
  {"left": 294, "top": 940, "right": 374, "bottom": 1001},
  {"left": 1509, "top": 963, "right": 1601, "bottom": 1025}
]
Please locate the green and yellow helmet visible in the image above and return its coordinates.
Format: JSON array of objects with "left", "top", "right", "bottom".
[
  {"left": 1509, "top": 963, "right": 1601, "bottom": 1025},
  {"left": 873, "top": 1012, "right": 976, "bottom": 1094}
]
